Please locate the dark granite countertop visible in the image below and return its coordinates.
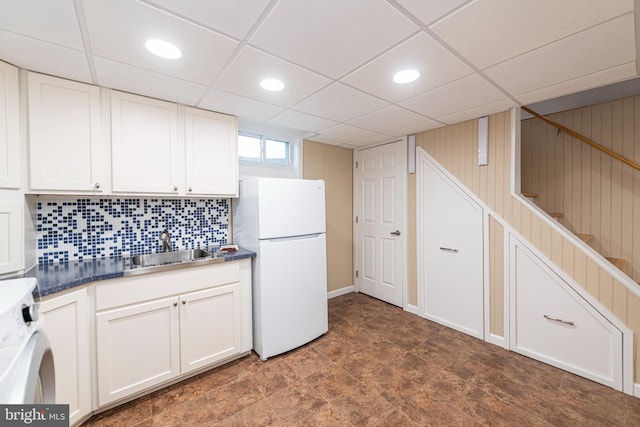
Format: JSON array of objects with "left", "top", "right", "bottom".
[{"left": 22, "top": 248, "right": 256, "bottom": 297}]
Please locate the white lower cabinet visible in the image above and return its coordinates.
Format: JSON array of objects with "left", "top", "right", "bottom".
[
  {"left": 95, "top": 260, "right": 251, "bottom": 407},
  {"left": 40, "top": 288, "right": 92, "bottom": 426}
]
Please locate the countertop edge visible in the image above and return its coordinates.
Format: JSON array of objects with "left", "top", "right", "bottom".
[{"left": 17, "top": 248, "right": 256, "bottom": 298}]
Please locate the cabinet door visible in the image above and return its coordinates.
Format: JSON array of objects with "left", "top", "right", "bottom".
[
  {"left": 180, "top": 283, "right": 242, "bottom": 373},
  {"left": 0, "top": 203, "right": 22, "bottom": 275},
  {"left": 111, "top": 91, "right": 179, "bottom": 194},
  {"left": 40, "top": 289, "right": 91, "bottom": 426},
  {"left": 185, "top": 107, "right": 238, "bottom": 196},
  {"left": 96, "top": 296, "right": 180, "bottom": 406},
  {"left": 0, "top": 61, "right": 19, "bottom": 189},
  {"left": 28, "top": 72, "right": 102, "bottom": 192}
]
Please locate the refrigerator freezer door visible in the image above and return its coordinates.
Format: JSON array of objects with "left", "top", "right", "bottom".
[
  {"left": 254, "top": 233, "right": 328, "bottom": 360},
  {"left": 257, "top": 178, "right": 326, "bottom": 239}
]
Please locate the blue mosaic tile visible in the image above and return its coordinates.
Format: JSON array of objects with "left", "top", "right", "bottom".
[{"left": 36, "top": 198, "right": 229, "bottom": 264}]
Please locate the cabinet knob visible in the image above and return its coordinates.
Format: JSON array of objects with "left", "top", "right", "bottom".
[
  {"left": 173, "top": 302, "right": 178, "bottom": 307},
  {"left": 182, "top": 300, "right": 186, "bottom": 305},
  {"left": 173, "top": 186, "right": 178, "bottom": 191},
  {"left": 95, "top": 182, "right": 100, "bottom": 189},
  {"left": 188, "top": 187, "right": 192, "bottom": 192}
]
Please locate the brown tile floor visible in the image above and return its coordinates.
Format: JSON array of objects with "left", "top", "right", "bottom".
[{"left": 85, "top": 292, "right": 640, "bottom": 426}]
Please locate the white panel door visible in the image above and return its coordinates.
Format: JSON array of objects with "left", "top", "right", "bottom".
[
  {"left": 28, "top": 72, "right": 102, "bottom": 192},
  {"left": 111, "top": 91, "right": 179, "bottom": 194},
  {"left": 96, "top": 296, "right": 180, "bottom": 406},
  {"left": 510, "top": 238, "right": 624, "bottom": 390},
  {"left": 185, "top": 107, "right": 238, "bottom": 196},
  {"left": 180, "top": 283, "right": 242, "bottom": 373},
  {"left": 421, "top": 159, "right": 484, "bottom": 338},
  {"left": 0, "top": 61, "right": 19, "bottom": 189},
  {"left": 40, "top": 289, "right": 91, "bottom": 426},
  {"left": 355, "top": 141, "right": 405, "bottom": 307}
]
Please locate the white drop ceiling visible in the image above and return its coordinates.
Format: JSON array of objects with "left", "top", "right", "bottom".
[{"left": 0, "top": 0, "right": 637, "bottom": 148}]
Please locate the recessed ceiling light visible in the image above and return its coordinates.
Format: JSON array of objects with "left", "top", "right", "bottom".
[
  {"left": 393, "top": 69, "right": 420, "bottom": 84},
  {"left": 145, "top": 39, "right": 182, "bottom": 60},
  {"left": 260, "top": 78, "right": 285, "bottom": 92}
]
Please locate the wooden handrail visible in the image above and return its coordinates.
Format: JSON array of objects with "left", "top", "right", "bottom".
[{"left": 521, "top": 105, "right": 640, "bottom": 172}]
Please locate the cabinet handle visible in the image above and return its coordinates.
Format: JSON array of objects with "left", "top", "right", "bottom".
[
  {"left": 182, "top": 300, "right": 186, "bottom": 305},
  {"left": 173, "top": 302, "right": 178, "bottom": 307},
  {"left": 95, "top": 182, "right": 100, "bottom": 189},
  {"left": 439, "top": 247, "right": 458, "bottom": 253},
  {"left": 188, "top": 187, "right": 192, "bottom": 192},
  {"left": 173, "top": 186, "right": 178, "bottom": 191},
  {"left": 543, "top": 314, "right": 574, "bottom": 326}
]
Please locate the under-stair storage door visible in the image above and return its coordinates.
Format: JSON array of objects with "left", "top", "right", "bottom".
[
  {"left": 422, "top": 161, "right": 484, "bottom": 339},
  {"left": 509, "top": 236, "right": 624, "bottom": 391}
]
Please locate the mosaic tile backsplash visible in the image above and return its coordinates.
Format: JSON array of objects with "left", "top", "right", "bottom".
[{"left": 36, "top": 198, "right": 229, "bottom": 264}]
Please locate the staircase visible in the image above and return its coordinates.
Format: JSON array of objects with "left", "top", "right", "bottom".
[{"left": 522, "top": 190, "right": 631, "bottom": 276}]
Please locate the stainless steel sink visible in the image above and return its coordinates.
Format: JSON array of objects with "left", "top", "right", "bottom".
[
  {"left": 124, "top": 249, "right": 224, "bottom": 276},
  {"left": 131, "top": 249, "right": 211, "bottom": 267}
]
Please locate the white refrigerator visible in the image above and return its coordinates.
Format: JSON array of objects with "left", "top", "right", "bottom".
[{"left": 233, "top": 178, "right": 328, "bottom": 360}]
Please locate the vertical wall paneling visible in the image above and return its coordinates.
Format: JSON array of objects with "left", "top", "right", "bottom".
[
  {"left": 303, "top": 140, "right": 353, "bottom": 294},
  {"left": 489, "top": 215, "right": 504, "bottom": 337},
  {"left": 412, "top": 109, "right": 640, "bottom": 383}
]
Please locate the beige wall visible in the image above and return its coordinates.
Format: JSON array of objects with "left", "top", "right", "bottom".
[
  {"left": 407, "top": 110, "right": 640, "bottom": 382},
  {"left": 303, "top": 140, "right": 353, "bottom": 293},
  {"left": 522, "top": 96, "right": 640, "bottom": 281}
]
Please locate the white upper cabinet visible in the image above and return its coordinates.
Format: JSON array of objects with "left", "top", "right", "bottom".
[
  {"left": 111, "top": 90, "right": 179, "bottom": 194},
  {"left": 0, "top": 61, "right": 19, "bottom": 189},
  {"left": 27, "top": 72, "right": 103, "bottom": 192},
  {"left": 185, "top": 107, "right": 238, "bottom": 197}
]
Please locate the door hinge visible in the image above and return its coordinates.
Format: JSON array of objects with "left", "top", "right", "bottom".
[
  {"left": 355, "top": 270, "right": 359, "bottom": 278},
  {"left": 355, "top": 161, "right": 358, "bottom": 169},
  {"left": 355, "top": 215, "right": 358, "bottom": 223}
]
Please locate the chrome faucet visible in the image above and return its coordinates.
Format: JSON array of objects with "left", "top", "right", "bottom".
[{"left": 159, "top": 229, "right": 171, "bottom": 252}]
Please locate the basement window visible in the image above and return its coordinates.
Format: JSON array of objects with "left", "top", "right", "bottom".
[{"left": 238, "top": 133, "right": 290, "bottom": 165}]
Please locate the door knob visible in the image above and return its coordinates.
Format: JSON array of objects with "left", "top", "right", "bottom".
[{"left": 390, "top": 230, "right": 401, "bottom": 236}]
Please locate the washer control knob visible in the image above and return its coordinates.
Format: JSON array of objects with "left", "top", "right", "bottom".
[{"left": 22, "top": 304, "right": 38, "bottom": 324}]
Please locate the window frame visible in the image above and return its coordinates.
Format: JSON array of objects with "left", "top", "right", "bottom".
[{"left": 238, "top": 132, "right": 291, "bottom": 166}]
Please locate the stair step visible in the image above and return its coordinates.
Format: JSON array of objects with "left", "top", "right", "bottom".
[
  {"left": 575, "top": 233, "right": 594, "bottom": 243},
  {"left": 548, "top": 212, "right": 564, "bottom": 219},
  {"left": 606, "top": 257, "right": 629, "bottom": 273},
  {"left": 522, "top": 192, "right": 540, "bottom": 198}
]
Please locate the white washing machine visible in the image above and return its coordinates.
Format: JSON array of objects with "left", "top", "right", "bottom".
[{"left": 0, "top": 277, "right": 55, "bottom": 404}]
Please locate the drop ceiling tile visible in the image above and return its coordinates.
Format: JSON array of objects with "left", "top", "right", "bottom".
[
  {"left": 395, "top": 0, "right": 468, "bottom": 26},
  {"left": 385, "top": 119, "right": 444, "bottom": 137},
  {"left": 250, "top": 0, "right": 418, "bottom": 78},
  {"left": 342, "top": 32, "right": 473, "bottom": 103},
  {"left": 143, "top": 0, "right": 271, "bottom": 40},
  {"left": 400, "top": 74, "right": 506, "bottom": 118},
  {"left": 314, "top": 123, "right": 391, "bottom": 145},
  {"left": 484, "top": 14, "right": 636, "bottom": 96},
  {"left": 83, "top": 0, "right": 238, "bottom": 85},
  {"left": 293, "top": 83, "right": 388, "bottom": 122},
  {"left": 0, "top": 0, "right": 84, "bottom": 49},
  {"left": 216, "top": 46, "right": 331, "bottom": 108},
  {"left": 199, "top": 89, "right": 284, "bottom": 122},
  {"left": 268, "top": 110, "right": 337, "bottom": 133},
  {"left": 94, "top": 57, "right": 207, "bottom": 106},
  {"left": 437, "top": 98, "right": 516, "bottom": 125},
  {"left": 0, "top": 29, "right": 92, "bottom": 83},
  {"left": 431, "top": 0, "right": 633, "bottom": 69},
  {"left": 347, "top": 105, "right": 428, "bottom": 134},
  {"left": 515, "top": 62, "right": 637, "bottom": 106}
]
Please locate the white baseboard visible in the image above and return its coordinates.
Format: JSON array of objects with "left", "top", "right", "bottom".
[
  {"left": 487, "top": 333, "right": 507, "bottom": 349},
  {"left": 635, "top": 383, "right": 640, "bottom": 398},
  {"left": 327, "top": 285, "right": 354, "bottom": 299},
  {"left": 404, "top": 304, "right": 419, "bottom": 315}
]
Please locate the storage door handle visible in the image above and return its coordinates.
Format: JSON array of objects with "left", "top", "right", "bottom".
[
  {"left": 439, "top": 247, "right": 458, "bottom": 253},
  {"left": 543, "top": 314, "right": 574, "bottom": 326},
  {"left": 390, "top": 230, "right": 401, "bottom": 236}
]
